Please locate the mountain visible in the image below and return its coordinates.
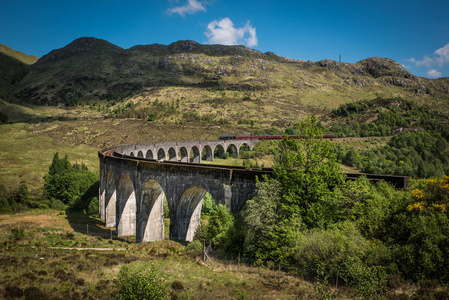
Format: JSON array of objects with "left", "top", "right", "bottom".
[
  {"left": 0, "top": 44, "right": 38, "bottom": 99},
  {"left": 0, "top": 44, "right": 39, "bottom": 65},
  {"left": 3, "top": 37, "right": 449, "bottom": 122}
]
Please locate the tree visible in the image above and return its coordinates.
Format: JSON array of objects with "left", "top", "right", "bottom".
[
  {"left": 242, "top": 177, "right": 289, "bottom": 261},
  {"left": 44, "top": 153, "right": 98, "bottom": 214},
  {"left": 48, "top": 152, "right": 71, "bottom": 176},
  {"left": 201, "top": 193, "right": 218, "bottom": 216},
  {"left": 240, "top": 117, "right": 346, "bottom": 263},
  {"left": 274, "top": 116, "right": 346, "bottom": 228}
]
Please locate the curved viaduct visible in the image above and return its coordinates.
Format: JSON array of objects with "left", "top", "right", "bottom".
[
  {"left": 98, "top": 139, "right": 262, "bottom": 243},
  {"left": 99, "top": 138, "right": 408, "bottom": 243}
]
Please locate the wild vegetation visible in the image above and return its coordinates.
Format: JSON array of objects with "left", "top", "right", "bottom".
[{"left": 192, "top": 118, "right": 449, "bottom": 299}]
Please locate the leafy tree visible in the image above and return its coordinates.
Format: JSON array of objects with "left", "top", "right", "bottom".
[
  {"left": 242, "top": 177, "right": 285, "bottom": 261},
  {"left": 43, "top": 153, "right": 98, "bottom": 215},
  {"left": 240, "top": 117, "right": 346, "bottom": 263},
  {"left": 194, "top": 204, "right": 233, "bottom": 248},
  {"left": 0, "top": 196, "right": 10, "bottom": 213},
  {"left": 14, "top": 183, "right": 30, "bottom": 205},
  {"left": 274, "top": 116, "right": 346, "bottom": 228},
  {"left": 201, "top": 193, "right": 218, "bottom": 216},
  {"left": 0, "top": 184, "right": 10, "bottom": 213}
]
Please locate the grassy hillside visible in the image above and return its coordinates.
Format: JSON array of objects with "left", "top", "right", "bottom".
[
  {"left": 0, "top": 44, "right": 38, "bottom": 99},
  {"left": 0, "top": 122, "right": 98, "bottom": 189},
  {"left": 0, "top": 44, "right": 39, "bottom": 65}
]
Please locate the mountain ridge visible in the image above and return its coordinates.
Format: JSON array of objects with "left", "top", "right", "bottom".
[{"left": 2, "top": 37, "right": 449, "bottom": 115}]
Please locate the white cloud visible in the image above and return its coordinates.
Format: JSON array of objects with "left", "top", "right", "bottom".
[
  {"left": 426, "top": 69, "right": 442, "bottom": 78},
  {"left": 406, "top": 43, "right": 449, "bottom": 78},
  {"left": 435, "top": 43, "right": 449, "bottom": 67},
  {"left": 407, "top": 56, "right": 434, "bottom": 68},
  {"left": 168, "top": 0, "right": 206, "bottom": 17},
  {"left": 204, "top": 18, "right": 258, "bottom": 47}
]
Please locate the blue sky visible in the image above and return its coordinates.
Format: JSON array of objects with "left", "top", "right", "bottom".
[{"left": 1, "top": 0, "right": 448, "bottom": 78}]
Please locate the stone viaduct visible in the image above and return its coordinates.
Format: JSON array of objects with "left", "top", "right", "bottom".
[
  {"left": 98, "top": 139, "right": 263, "bottom": 243},
  {"left": 98, "top": 139, "right": 408, "bottom": 243}
]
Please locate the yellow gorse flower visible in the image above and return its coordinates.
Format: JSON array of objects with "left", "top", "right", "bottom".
[
  {"left": 433, "top": 203, "right": 448, "bottom": 213},
  {"left": 407, "top": 201, "right": 426, "bottom": 212},
  {"left": 411, "top": 189, "right": 425, "bottom": 200}
]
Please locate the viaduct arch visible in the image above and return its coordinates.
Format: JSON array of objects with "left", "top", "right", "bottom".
[
  {"left": 99, "top": 139, "right": 407, "bottom": 243},
  {"left": 98, "top": 139, "right": 263, "bottom": 243}
]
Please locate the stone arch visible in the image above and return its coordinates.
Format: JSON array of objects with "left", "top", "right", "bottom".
[
  {"left": 201, "top": 145, "right": 213, "bottom": 161},
  {"left": 129, "top": 152, "right": 135, "bottom": 157},
  {"left": 168, "top": 147, "right": 177, "bottom": 161},
  {"left": 179, "top": 147, "right": 188, "bottom": 162},
  {"left": 137, "top": 151, "right": 144, "bottom": 158},
  {"left": 214, "top": 144, "right": 225, "bottom": 159},
  {"left": 190, "top": 146, "right": 201, "bottom": 163},
  {"left": 239, "top": 143, "right": 251, "bottom": 152},
  {"left": 105, "top": 169, "right": 116, "bottom": 227},
  {"left": 175, "top": 186, "right": 207, "bottom": 241},
  {"left": 157, "top": 148, "right": 166, "bottom": 161},
  {"left": 145, "top": 149, "right": 153, "bottom": 159},
  {"left": 226, "top": 144, "right": 238, "bottom": 158},
  {"left": 140, "top": 179, "right": 165, "bottom": 242},
  {"left": 117, "top": 174, "right": 136, "bottom": 237}
]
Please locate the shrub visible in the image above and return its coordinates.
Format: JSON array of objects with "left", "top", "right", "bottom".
[
  {"left": 10, "top": 227, "right": 25, "bottom": 241},
  {"left": 115, "top": 266, "right": 169, "bottom": 300},
  {"left": 185, "top": 240, "right": 203, "bottom": 255},
  {"left": 293, "top": 222, "right": 369, "bottom": 281},
  {"left": 51, "top": 200, "right": 66, "bottom": 210}
]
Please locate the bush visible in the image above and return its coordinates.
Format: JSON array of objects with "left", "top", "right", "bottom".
[
  {"left": 115, "top": 266, "right": 169, "bottom": 300},
  {"left": 293, "top": 222, "right": 369, "bottom": 281},
  {"left": 0, "top": 196, "right": 10, "bottom": 213},
  {"left": 51, "top": 200, "right": 66, "bottom": 211},
  {"left": 10, "top": 227, "right": 25, "bottom": 241},
  {"left": 185, "top": 240, "right": 203, "bottom": 255}
]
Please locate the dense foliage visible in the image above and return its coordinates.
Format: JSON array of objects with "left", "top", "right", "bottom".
[
  {"left": 43, "top": 153, "right": 99, "bottom": 215},
  {"left": 334, "top": 131, "right": 449, "bottom": 178},
  {"left": 0, "top": 183, "right": 31, "bottom": 213},
  {"left": 201, "top": 117, "right": 449, "bottom": 298}
]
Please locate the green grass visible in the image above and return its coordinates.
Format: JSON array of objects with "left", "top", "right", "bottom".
[{"left": 0, "top": 122, "right": 99, "bottom": 189}]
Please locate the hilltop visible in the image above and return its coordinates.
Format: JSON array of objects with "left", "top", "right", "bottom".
[{"left": 3, "top": 37, "right": 449, "bottom": 113}]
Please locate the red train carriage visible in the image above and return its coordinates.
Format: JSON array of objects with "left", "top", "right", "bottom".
[{"left": 220, "top": 134, "right": 335, "bottom": 140}]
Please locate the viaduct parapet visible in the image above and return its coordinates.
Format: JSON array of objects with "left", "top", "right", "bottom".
[{"left": 99, "top": 139, "right": 407, "bottom": 243}]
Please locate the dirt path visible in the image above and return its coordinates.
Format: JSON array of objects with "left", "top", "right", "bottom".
[{"left": 49, "top": 247, "right": 126, "bottom": 251}]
